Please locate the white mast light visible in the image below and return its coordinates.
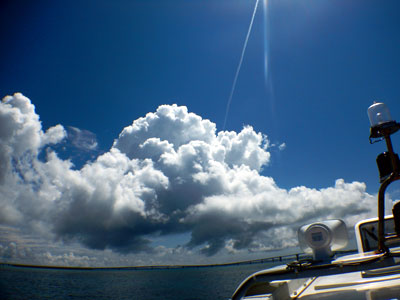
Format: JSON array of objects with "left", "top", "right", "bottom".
[
  {"left": 368, "top": 102, "right": 400, "bottom": 141},
  {"left": 368, "top": 102, "right": 393, "bottom": 127}
]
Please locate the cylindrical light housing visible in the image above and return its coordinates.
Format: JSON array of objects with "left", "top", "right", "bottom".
[{"left": 368, "top": 102, "right": 393, "bottom": 127}]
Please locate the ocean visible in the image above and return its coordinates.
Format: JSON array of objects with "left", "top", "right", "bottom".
[{"left": 0, "top": 261, "right": 282, "bottom": 300}]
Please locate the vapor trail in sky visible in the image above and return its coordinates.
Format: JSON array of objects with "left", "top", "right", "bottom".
[{"left": 223, "top": 0, "right": 260, "bottom": 130}]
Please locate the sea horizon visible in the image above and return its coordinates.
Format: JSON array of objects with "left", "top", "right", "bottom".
[{"left": 0, "top": 249, "right": 357, "bottom": 270}]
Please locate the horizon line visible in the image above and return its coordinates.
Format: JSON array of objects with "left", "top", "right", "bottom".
[{"left": 0, "top": 250, "right": 357, "bottom": 271}]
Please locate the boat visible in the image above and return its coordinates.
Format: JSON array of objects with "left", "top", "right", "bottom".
[{"left": 231, "top": 102, "right": 400, "bottom": 300}]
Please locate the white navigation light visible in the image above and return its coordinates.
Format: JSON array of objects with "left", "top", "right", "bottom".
[
  {"left": 368, "top": 102, "right": 393, "bottom": 127},
  {"left": 368, "top": 101, "right": 400, "bottom": 141},
  {"left": 298, "top": 220, "right": 348, "bottom": 261}
]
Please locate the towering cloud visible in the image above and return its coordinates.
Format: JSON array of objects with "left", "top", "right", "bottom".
[{"left": 0, "top": 93, "right": 376, "bottom": 261}]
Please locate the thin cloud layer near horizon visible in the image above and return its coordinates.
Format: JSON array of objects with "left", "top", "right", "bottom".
[{"left": 0, "top": 93, "right": 378, "bottom": 266}]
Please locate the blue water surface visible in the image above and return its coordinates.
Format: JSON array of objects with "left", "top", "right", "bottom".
[{"left": 0, "top": 262, "right": 280, "bottom": 300}]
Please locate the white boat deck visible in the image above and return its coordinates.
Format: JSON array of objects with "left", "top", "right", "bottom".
[{"left": 298, "top": 267, "right": 400, "bottom": 299}]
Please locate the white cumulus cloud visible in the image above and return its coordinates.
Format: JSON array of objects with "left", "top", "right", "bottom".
[{"left": 0, "top": 93, "right": 378, "bottom": 264}]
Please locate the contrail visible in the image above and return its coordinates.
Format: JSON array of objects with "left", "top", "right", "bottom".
[{"left": 223, "top": 0, "right": 260, "bottom": 130}]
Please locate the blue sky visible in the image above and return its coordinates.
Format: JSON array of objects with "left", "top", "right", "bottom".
[{"left": 1, "top": 0, "right": 400, "bottom": 266}]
